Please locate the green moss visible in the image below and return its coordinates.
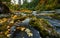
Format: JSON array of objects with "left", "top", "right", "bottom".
[{"left": 29, "top": 18, "right": 60, "bottom": 37}]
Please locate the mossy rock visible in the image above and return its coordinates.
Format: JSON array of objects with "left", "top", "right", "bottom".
[{"left": 29, "top": 18, "right": 60, "bottom": 38}]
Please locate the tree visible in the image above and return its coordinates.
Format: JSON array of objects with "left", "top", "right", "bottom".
[
  {"left": 55, "top": 0, "right": 60, "bottom": 9},
  {"left": 0, "top": 0, "right": 10, "bottom": 2},
  {"left": 35, "top": 0, "right": 57, "bottom": 11},
  {"left": 20, "top": 0, "right": 39, "bottom": 10}
]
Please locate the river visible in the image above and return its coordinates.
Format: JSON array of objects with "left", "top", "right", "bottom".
[{"left": 10, "top": 12, "right": 60, "bottom": 38}]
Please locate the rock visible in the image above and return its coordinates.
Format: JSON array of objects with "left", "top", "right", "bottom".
[
  {"left": 10, "top": 20, "right": 40, "bottom": 38},
  {"left": 30, "top": 18, "right": 60, "bottom": 38}
]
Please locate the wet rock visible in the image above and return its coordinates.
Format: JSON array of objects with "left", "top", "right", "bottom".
[
  {"left": 30, "top": 18, "right": 60, "bottom": 38},
  {"left": 9, "top": 18, "right": 40, "bottom": 38}
]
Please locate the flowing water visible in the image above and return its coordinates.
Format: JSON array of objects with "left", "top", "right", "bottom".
[
  {"left": 10, "top": 12, "right": 60, "bottom": 38},
  {"left": 36, "top": 13, "right": 60, "bottom": 33}
]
